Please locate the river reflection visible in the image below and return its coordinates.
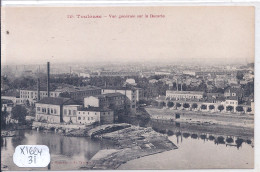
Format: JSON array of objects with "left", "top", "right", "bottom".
[
  {"left": 1, "top": 118, "right": 254, "bottom": 170},
  {"left": 1, "top": 130, "right": 115, "bottom": 171},
  {"left": 152, "top": 127, "right": 253, "bottom": 149}
]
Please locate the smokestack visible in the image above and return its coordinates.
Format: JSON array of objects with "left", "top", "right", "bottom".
[
  {"left": 47, "top": 62, "right": 50, "bottom": 97},
  {"left": 37, "top": 78, "right": 40, "bottom": 101},
  {"left": 176, "top": 79, "right": 178, "bottom": 91}
]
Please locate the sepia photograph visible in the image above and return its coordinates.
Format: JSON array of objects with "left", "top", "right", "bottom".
[{"left": 1, "top": 6, "right": 255, "bottom": 170}]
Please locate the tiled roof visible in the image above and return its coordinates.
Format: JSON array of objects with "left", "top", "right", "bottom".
[
  {"left": 166, "top": 90, "right": 204, "bottom": 95},
  {"left": 79, "top": 106, "right": 112, "bottom": 112},
  {"left": 37, "top": 97, "right": 79, "bottom": 105},
  {"left": 94, "top": 92, "right": 124, "bottom": 99},
  {"left": 1, "top": 99, "right": 13, "bottom": 104},
  {"left": 226, "top": 96, "right": 238, "bottom": 100},
  {"left": 55, "top": 86, "right": 101, "bottom": 93}
]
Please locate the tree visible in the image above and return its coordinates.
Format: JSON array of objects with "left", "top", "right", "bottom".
[
  {"left": 1, "top": 106, "right": 9, "bottom": 129},
  {"left": 25, "top": 100, "right": 30, "bottom": 107},
  {"left": 247, "top": 107, "right": 252, "bottom": 112},
  {"left": 236, "top": 72, "right": 244, "bottom": 80},
  {"left": 151, "top": 101, "right": 159, "bottom": 107},
  {"left": 162, "top": 102, "right": 166, "bottom": 107},
  {"left": 183, "top": 103, "right": 190, "bottom": 109},
  {"left": 59, "top": 92, "right": 71, "bottom": 98},
  {"left": 11, "top": 105, "right": 28, "bottom": 124},
  {"left": 226, "top": 106, "right": 234, "bottom": 112},
  {"left": 218, "top": 105, "right": 224, "bottom": 112},
  {"left": 167, "top": 101, "right": 174, "bottom": 108},
  {"left": 209, "top": 105, "right": 215, "bottom": 110},
  {"left": 201, "top": 104, "right": 207, "bottom": 110},
  {"left": 236, "top": 106, "right": 244, "bottom": 112},
  {"left": 176, "top": 103, "right": 182, "bottom": 108},
  {"left": 192, "top": 103, "right": 198, "bottom": 109}
]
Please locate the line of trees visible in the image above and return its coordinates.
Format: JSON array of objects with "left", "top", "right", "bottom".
[{"left": 153, "top": 101, "right": 251, "bottom": 113}]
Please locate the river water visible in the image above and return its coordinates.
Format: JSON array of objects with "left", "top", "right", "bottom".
[{"left": 1, "top": 121, "right": 254, "bottom": 170}]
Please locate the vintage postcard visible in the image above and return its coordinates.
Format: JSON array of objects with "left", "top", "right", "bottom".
[{"left": 1, "top": 6, "right": 255, "bottom": 170}]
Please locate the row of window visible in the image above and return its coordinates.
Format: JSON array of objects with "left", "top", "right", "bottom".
[
  {"left": 64, "top": 109, "right": 77, "bottom": 116},
  {"left": 71, "top": 90, "right": 101, "bottom": 97},
  {"left": 21, "top": 91, "right": 59, "bottom": 97},
  {"left": 37, "top": 107, "right": 57, "bottom": 114},
  {"left": 78, "top": 116, "right": 94, "bottom": 121}
]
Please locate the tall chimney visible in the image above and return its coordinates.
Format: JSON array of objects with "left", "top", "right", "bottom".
[
  {"left": 47, "top": 62, "right": 50, "bottom": 97},
  {"left": 176, "top": 79, "right": 178, "bottom": 91},
  {"left": 37, "top": 78, "right": 40, "bottom": 101}
]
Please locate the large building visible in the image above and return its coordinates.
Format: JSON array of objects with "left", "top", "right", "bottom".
[
  {"left": 101, "top": 88, "right": 138, "bottom": 113},
  {"left": 77, "top": 107, "right": 114, "bottom": 125},
  {"left": 55, "top": 86, "right": 101, "bottom": 101},
  {"left": 20, "top": 89, "right": 61, "bottom": 105},
  {"left": 166, "top": 90, "right": 204, "bottom": 101},
  {"left": 35, "top": 97, "right": 78, "bottom": 123},
  {"left": 84, "top": 93, "right": 125, "bottom": 109}
]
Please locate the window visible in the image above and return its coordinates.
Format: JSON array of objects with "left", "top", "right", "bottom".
[
  {"left": 37, "top": 107, "right": 41, "bottom": 112},
  {"left": 51, "top": 108, "right": 53, "bottom": 114},
  {"left": 54, "top": 109, "right": 56, "bottom": 114},
  {"left": 64, "top": 109, "right": 67, "bottom": 115},
  {"left": 69, "top": 110, "right": 71, "bottom": 115},
  {"left": 88, "top": 117, "right": 90, "bottom": 120},
  {"left": 83, "top": 117, "right": 85, "bottom": 120},
  {"left": 91, "top": 117, "right": 93, "bottom": 120},
  {"left": 73, "top": 110, "right": 76, "bottom": 115},
  {"left": 78, "top": 117, "right": 81, "bottom": 120}
]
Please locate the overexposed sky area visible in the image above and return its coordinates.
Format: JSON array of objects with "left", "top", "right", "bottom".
[{"left": 1, "top": 6, "right": 255, "bottom": 65}]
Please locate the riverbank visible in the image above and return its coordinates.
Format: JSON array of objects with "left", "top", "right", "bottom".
[
  {"left": 81, "top": 125, "right": 177, "bottom": 169},
  {"left": 146, "top": 107, "right": 254, "bottom": 128}
]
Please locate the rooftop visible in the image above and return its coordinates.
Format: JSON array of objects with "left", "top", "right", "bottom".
[
  {"left": 37, "top": 97, "right": 79, "bottom": 105},
  {"left": 55, "top": 85, "right": 101, "bottom": 93},
  {"left": 101, "top": 86, "right": 138, "bottom": 91},
  {"left": 226, "top": 96, "right": 239, "bottom": 101},
  {"left": 166, "top": 90, "right": 204, "bottom": 95},
  {"left": 78, "top": 106, "right": 112, "bottom": 112},
  {"left": 94, "top": 92, "right": 125, "bottom": 99}
]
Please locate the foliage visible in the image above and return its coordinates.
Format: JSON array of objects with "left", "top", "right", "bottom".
[
  {"left": 161, "top": 102, "right": 166, "bottom": 107},
  {"left": 192, "top": 103, "right": 198, "bottom": 109},
  {"left": 167, "top": 101, "right": 174, "bottom": 108},
  {"left": 236, "top": 71, "right": 244, "bottom": 80},
  {"left": 1, "top": 106, "right": 9, "bottom": 129},
  {"left": 59, "top": 92, "right": 71, "bottom": 98},
  {"left": 209, "top": 105, "right": 215, "bottom": 110},
  {"left": 176, "top": 103, "right": 182, "bottom": 107},
  {"left": 151, "top": 101, "right": 159, "bottom": 107},
  {"left": 183, "top": 103, "right": 190, "bottom": 108},
  {"left": 241, "top": 81, "right": 254, "bottom": 97},
  {"left": 200, "top": 104, "right": 207, "bottom": 110},
  {"left": 226, "top": 106, "right": 234, "bottom": 112},
  {"left": 236, "top": 106, "right": 244, "bottom": 112},
  {"left": 11, "top": 105, "right": 28, "bottom": 124},
  {"left": 218, "top": 105, "right": 224, "bottom": 112}
]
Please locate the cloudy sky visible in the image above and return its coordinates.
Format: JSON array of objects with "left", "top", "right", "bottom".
[{"left": 1, "top": 6, "right": 255, "bottom": 65}]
